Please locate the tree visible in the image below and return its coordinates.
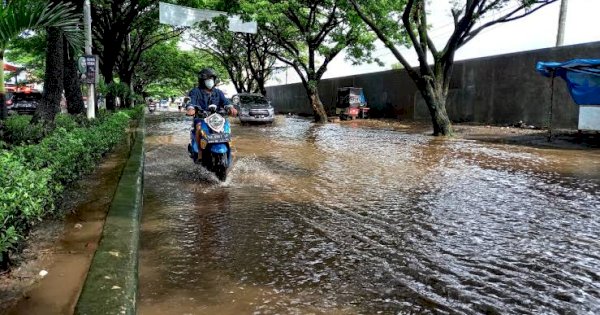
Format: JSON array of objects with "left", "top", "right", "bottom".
[
  {"left": 116, "top": 24, "right": 184, "bottom": 100},
  {"left": 33, "top": 26, "right": 64, "bottom": 124},
  {"left": 349, "top": 0, "right": 558, "bottom": 136},
  {"left": 133, "top": 40, "right": 223, "bottom": 98},
  {"left": 191, "top": 18, "right": 277, "bottom": 96},
  {"left": 7, "top": 31, "right": 85, "bottom": 116},
  {"left": 5, "top": 33, "right": 46, "bottom": 84},
  {"left": 33, "top": 0, "right": 85, "bottom": 124},
  {"left": 0, "top": 0, "right": 82, "bottom": 119},
  {"left": 240, "top": 0, "right": 378, "bottom": 122},
  {"left": 92, "top": 0, "right": 185, "bottom": 109}
]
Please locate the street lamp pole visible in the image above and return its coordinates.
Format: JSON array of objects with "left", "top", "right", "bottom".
[{"left": 84, "top": 0, "right": 95, "bottom": 119}]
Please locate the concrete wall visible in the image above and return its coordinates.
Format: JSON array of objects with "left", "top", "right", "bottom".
[{"left": 266, "top": 41, "right": 600, "bottom": 129}]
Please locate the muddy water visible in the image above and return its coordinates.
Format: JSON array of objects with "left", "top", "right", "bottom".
[{"left": 139, "top": 113, "right": 600, "bottom": 315}]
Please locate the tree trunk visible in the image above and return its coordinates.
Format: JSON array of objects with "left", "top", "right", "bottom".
[
  {"left": 63, "top": 41, "right": 85, "bottom": 115},
  {"left": 0, "top": 49, "right": 6, "bottom": 120},
  {"left": 105, "top": 92, "right": 116, "bottom": 111},
  {"left": 1, "top": 251, "right": 9, "bottom": 271},
  {"left": 33, "top": 27, "right": 64, "bottom": 125},
  {"left": 420, "top": 83, "right": 452, "bottom": 136},
  {"left": 257, "top": 77, "right": 267, "bottom": 96},
  {"left": 307, "top": 85, "right": 327, "bottom": 123}
]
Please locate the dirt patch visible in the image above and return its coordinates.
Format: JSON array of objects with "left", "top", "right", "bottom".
[
  {"left": 0, "top": 140, "right": 132, "bottom": 315},
  {"left": 338, "top": 119, "right": 600, "bottom": 150},
  {"left": 0, "top": 220, "right": 62, "bottom": 309}
]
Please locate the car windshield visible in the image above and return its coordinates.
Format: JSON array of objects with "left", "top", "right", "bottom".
[
  {"left": 239, "top": 95, "right": 267, "bottom": 105},
  {"left": 13, "top": 93, "right": 42, "bottom": 101}
]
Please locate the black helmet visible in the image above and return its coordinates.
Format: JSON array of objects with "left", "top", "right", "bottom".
[{"left": 198, "top": 68, "right": 218, "bottom": 87}]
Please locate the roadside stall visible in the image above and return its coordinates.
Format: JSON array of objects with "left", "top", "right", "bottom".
[
  {"left": 536, "top": 59, "right": 600, "bottom": 137},
  {"left": 336, "top": 87, "right": 369, "bottom": 120}
]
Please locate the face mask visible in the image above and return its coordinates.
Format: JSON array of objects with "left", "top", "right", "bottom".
[{"left": 205, "top": 79, "right": 215, "bottom": 89}]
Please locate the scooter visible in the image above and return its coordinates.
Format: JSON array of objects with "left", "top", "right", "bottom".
[{"left": 188, "top": 104, "right": 233, "bottom": 181}]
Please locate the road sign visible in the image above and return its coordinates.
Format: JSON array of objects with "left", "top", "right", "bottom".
[{"left": 159, "top": 2, "right": 257, "bottom": 34}]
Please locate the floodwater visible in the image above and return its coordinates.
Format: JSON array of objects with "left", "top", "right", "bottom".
[{"left": 139, "top": 113, "right": 600, "bottom": 315}]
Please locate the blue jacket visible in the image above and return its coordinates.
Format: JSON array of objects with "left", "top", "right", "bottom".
[{"left": 188, "top": 87, "right": 230, "bottom": 111}]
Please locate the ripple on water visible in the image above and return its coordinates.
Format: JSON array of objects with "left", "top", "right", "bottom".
[{"left": 139, "top": 113, "right": 600, "bottom": 315}]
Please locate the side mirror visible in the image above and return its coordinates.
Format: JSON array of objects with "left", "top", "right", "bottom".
[{"left": 232, "top": 96, "right": 240, "bottom": 105}]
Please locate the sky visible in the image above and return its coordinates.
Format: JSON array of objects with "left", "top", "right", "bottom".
[{"left": 258, "top": 0, "right": 600, "bottom": 90}]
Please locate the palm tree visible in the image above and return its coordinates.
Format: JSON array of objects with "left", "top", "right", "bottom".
[{"left": 0, "top": 0, "right": 82, "bottom": 119}]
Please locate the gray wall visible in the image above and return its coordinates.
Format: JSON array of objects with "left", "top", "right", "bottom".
[{"left": 267, "top": 41, "right": 600, "bottom": 129}]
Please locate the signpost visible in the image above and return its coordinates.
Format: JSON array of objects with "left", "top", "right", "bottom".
[{"left": 83, "top": 0, "right": 95, "bottom": 119}]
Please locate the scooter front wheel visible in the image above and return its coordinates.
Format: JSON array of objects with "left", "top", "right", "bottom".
[{"left": 215, "top": 165, "right": 227, "bottom": 181}]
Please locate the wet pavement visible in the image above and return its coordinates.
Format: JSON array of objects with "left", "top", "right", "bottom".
[{"left": 138, "top": 113, "right": 600, "bottom": 315}]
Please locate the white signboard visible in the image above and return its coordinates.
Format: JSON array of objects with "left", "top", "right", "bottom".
[
  {"left": 578, "top": 105, "right": 600, "bottom": 131},
  {"left": 159, "top": 2, "right": 257, "bottom": 34}
]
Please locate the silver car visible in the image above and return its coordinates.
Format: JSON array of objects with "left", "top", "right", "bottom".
[{"left": 233, "top": 93, "right": 275, "bottom": 124}]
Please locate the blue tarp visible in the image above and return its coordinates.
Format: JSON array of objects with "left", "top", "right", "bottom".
[
  {"left": 536, "top": 59, "right": 600, "bottom": 105},
  {"left": 359, "top": 89, "right": 367, "bottom": 105}
]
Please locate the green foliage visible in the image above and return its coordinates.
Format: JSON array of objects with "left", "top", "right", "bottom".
[
  {"left": 192, "top": 17, "right": 276, "bottom": 94},
  {"left": 0, "top": 0, "right": 83, "bottom": 51},
  {"left": 240, "top": 0, "right": 379, "bottom": 78},
  {"left": 3, "top": 115, "right": 45, "bottom": 145},
  {"left": 136, "top": 40, "right": 223, "bottom": 97},
  {"left": 0, "top": 151, "right": 59, "bottom": 262},
  {"left": 106, "top": 82, "right": 134, "bottom": 101},
  {"left": 391, "top": 63, "right": 404, "bottom": 70},
  {"left": 5, "top": 32, "right": 46, "bottom": 83},
  {"left": 54, "top": 113, "right": 79, "bottom": 131},
  {"left": 0, "top": 107, "right": 143, "bottom": 268},
  {"left": 0, "top": 0, "right": 83, "bottom": 97},
  {"left": 239, "top": 0, "right": 379, "bottom": 120}
]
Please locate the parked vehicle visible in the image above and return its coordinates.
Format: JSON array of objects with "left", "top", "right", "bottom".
[
  {"left": 187, "top": 104, "right": 233, "bottom": 181},
  {"left": 233, "top": 93, "right": 275, "bottom": 124},
  {"left": 8, "top": 91, "right": 42, "bottom": 115}
]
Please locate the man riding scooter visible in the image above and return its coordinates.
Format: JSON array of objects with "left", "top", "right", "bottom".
[{"left": 186, "top": 68, "right": 237, "bottom": 162}]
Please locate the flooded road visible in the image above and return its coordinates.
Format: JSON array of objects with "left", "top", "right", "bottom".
[{"left": 139, "top": 113, "right": 600, "bottom": 315}]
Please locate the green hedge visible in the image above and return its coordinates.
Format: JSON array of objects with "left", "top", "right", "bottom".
[
  {"left": 0, "top": 106, "right": 144, "bottom": 267},
  {"left": 2, "top": 115, "right": 45, "bottom": 145}
]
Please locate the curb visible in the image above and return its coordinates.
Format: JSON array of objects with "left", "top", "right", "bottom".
[{"left": 75, "top": 115, "right": 145, "bottom": 315}]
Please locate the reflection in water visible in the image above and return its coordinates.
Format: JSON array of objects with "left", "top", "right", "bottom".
[{"left": 139, "top": 113, "right": 600, "bottom": 315}]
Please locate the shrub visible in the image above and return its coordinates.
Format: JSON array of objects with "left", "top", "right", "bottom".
[
  {"left": 54, "top": 113, "right": 79, "bottom": 131},
  {"left": 0, "top": 151, "right": 60, "bottom": 265},
  {"left": 3, "top": 115, "right": 45, "bottom": 145},
  {"left": 0, "top": 107, "right": 143, "bottom": 269}
]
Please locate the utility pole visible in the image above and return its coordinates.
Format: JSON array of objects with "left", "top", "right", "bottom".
[
  {"left": 556, "top": 0, "right": 568, "bottom": 46},
  {"left": 84, "top": 0, "right": 95, "bottom": 118}
]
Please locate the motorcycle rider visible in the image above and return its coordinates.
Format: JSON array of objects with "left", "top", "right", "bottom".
[
  {"left": 187, "top": 68, "right": 237, "bottom": 162},
  {"left": 188, "top": 68, "right": 236, "bottom": 113}
]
